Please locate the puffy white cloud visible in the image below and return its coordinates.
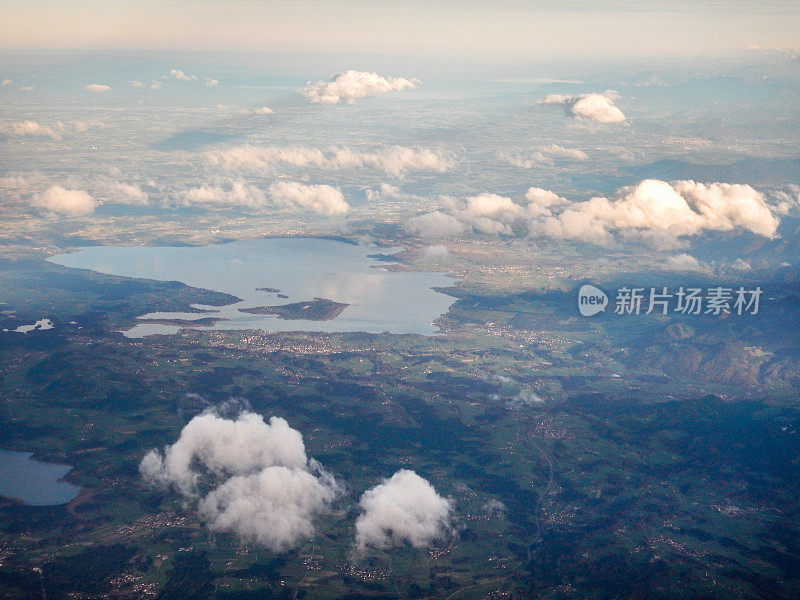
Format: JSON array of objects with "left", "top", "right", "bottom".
[
  {"left": 84, "top": 83, "right": 111, "bottom": 92},
  {"left": 539, "top": 180, "right": 779, "bottom": 245},
  {"left": 373, "top": 146, "right": 451, "bottom": 177},
  {"left": 671, "top": 180, "right": 779, "bottom": 237},
  {"left": 0, "top": 120, "right": 60, "bottom": 139},
  {"left": 300, "top": 70, "right": 418, "bottom": 104},
  {"left": 2, "top": 78, "right": 13, "bottom": 86},
  {"left": 206, "top": 145, "right": 451, "bottom": 177},
  {"left": 198, "top": 464, "right": 339, "bottom": 552},
  {"left": 253, "top": 106, "right": 274, "bottom": 114},
  {"left": 205, "top": 77, "right": 218, "bottom": 87},
  {"left": 181, "top": 181, "right": 267, "bottom": 209},
  {"left": 140, "top": 410, "right": 340, "bottom": 552},
  {"left": 525, "top": 187, "right": 569, "bottom": 217},
  {"left": 457, "top": 193, "right": 526, "bottom": 235},
  {"left": 149, "top": 81, "right": 162, "bottom": 90},
  {"left": 366, "top": 183, "right": 402, "bottom": 202},
  {"left": 31, "top": 186, "right": 95, "bottom": 215},
  {"left": 539, "top": 90, "right": 625, "bottom": 123},
  {"left": 503, "top": 144, "right": 588, "bottom": 168},
  {"left": 169, "top": 69, "right": 198, "bottom": 81},
  {"left": 103, "top": 181, "right": 149, "bottom": 205},
  {"left": 664, "top": 253, "right": 704, "bottom": 271},
  {"left": 269, "top": 181, "right": 348, "bottom": 215},
  {"left": 130, "top": 80, "right": 143, "bottom": 88},
  {"left": 409, "top": 180, "right": 779, "bottom": 247},
  {"left": 178, "top": 180, "right": 348, "bottom": 215},
  {"left": 355, "top": 470, "right": 453, "bottom": 552},
  {"left": 404, "top": 211, "right": 466, "bottom": 238}
]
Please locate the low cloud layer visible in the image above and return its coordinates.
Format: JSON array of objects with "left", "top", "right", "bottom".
[
  {"left": 539, "top": 91, "right": 625, "bottom": 123},
  {"left": 502, "top": 144, "right": 588, "bottom": 168},
  {"left": 179, "top": 180, "right": 348, "bottom": 214},
  {"left": 405, "top": 180, "right": 780, "bottom": 248},
  {"left": 664, "top": 253, "right": 705, "bottom": 271},
  {"left": 270, "top": 181, "right": 348, "bottom": 215},
  {"left": 300, "top": 70, "right": 418, "bottom": 104},
  {"left": 206, "top": 145, "right": 451, "bottom": 177},
  {"left": 84, "top": 83, "right": 111, "bottom": 93},
  {"left": 181, "top": 181, "right": 267, "bottom": 209},
  {"left": 404, "top": 211, "right": 467, "bottom": 238},
  {"left": 140, "top": 410, "right": 340, "bottom": 552},
  {"left": 101, "top": 181, "right": 149, "bottom": 205},
  {"left": 31, "top": 186, "right": 96, "bottom": 215},
  {"left": 167, "top": 69, "right": 217, "bottom": 86},
  {"left": 0, "top": 120, "right": 60, "bottom": 139},
  {"left": 355, "top": 470, "right": 453, "bottom": 552}
]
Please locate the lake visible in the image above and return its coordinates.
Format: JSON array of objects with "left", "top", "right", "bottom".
[
  {"left": 0, "top": 449, "right": 80, "bottom": 506},
  {"left": 48, "top": 237, "right": 457, "bottom": 337}
]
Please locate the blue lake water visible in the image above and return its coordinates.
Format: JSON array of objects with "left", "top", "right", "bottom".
[
  {"left": 48, "top": 237, "right": 457, "bottom": 337},
  {"left": 0, "top": 449, "right": 80, "bottom": 506}
]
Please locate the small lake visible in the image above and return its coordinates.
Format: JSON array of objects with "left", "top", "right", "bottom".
[
  {"left": 0, "top": 449, "right": 80, "bottom": 506},
  {"left": 48, "top": 237, "right": 457, "bottom": 337}
]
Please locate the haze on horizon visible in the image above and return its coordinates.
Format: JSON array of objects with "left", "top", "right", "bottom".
[{"left": 1, "top": 0, "right": 799, "bottom": 59}]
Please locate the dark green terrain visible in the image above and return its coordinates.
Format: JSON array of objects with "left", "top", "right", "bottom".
[{"left": 0, "top": 258, "right": 799, "bottom": 599}]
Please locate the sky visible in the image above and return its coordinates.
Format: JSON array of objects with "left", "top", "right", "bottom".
[{"left": 1, "top": 0, "right": 799, "bottom": 59}]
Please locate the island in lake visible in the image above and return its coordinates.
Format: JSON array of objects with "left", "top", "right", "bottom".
[{"left": 239, "top": 298, "right": 349, "bottom": 321}]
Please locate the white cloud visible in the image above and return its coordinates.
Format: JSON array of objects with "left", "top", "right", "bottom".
[
  {"left": 169, "top": 69, "right": 198, "bottom": 81},
  {"left": 539, "top": 90, "right": 625, "bottom": 123},
  {"left": 253, "top": 106, "right": 274, "bottom": 114},
  {"left": 179, "top": 180, "right": 348, "bottom": 215},
  {"left": 731, "top": 258, "right": 752, "bottom": 271},
  {"left": 664, "top": 253, "right": 704, "bottom": 271},
  {"left": 300, "top": 70, "right": 418, "bottom": 104},
  {"left": 525, "top": 187, "right": 569, "bottom": 217},
  {"left": 198, "top": 463, "right": 339, "bottom": 552},
  {"left": 537, "top": 180, "right": 780, "bottom": 246},
  {"left": 205, "top": 77, "right": 218, "bottom": 87},
  {"left": 181, "top": 181, "right": 267, "bottom": 209},
  {"left": 140, "top": 410, "right": 340, "bottom": 552},
  {"left": 130, "top": 80, "right": 143, "bottom": 88},
  {"left": 366, "top": 183, "right": 402, "bottom": 202},
  {"left": 355, "top": 470, "right": 453, "bottom": 552},
  {"left": 84, "top": 83, "right": 111, "bottom": 93},
  {"left": 0, "top": 120, "right": 60, "bottom": 139},
  {"left": 269, "top": 181, "right": 349, "bottom": 215},
  {"left": 31, "top": 186, "right": 96, "bottom": 216},
  {"left": 206, "top": 145, "right": 451, "bottom": 177},
  {"left": 456, "top": 193, "right": 526, "bottom": 235},
  {"left": 422, "top": 245, "right": 451, "bottom": 262},
  {"left": 404, "top": 211, "right": 467, "bottom": 238},
  {"left": 149, "top": 81, "right": 162, "bottom": 90},
  {"left": 103, "top": 181, "right": 149, "bottom": 205},
  {"left": 410, "top": 180, "right": 779, "bottom": 248},
  {"left": 503, "top": 144, "right": 588, "bottom": 168},
  {"left": 1, "top": 78, "right": 12, "bottom": 86},
  {"left": 482, "top": 499, "right": 506, "bottom": 516}
]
